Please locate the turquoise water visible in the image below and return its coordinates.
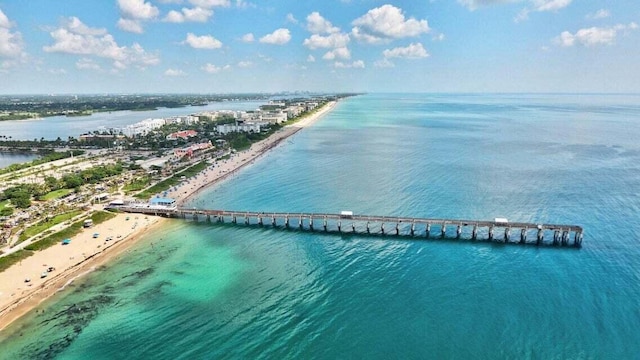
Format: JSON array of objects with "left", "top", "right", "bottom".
[{"left": 2, "top": 94, "right": 640, "bottom": 358}]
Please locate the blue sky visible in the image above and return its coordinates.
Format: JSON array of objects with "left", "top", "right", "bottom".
[{"left": 0, "top": 0, "right": 638, "bottom": 94}]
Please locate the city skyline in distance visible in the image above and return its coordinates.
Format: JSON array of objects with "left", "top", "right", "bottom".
[{"left": 1, "top": 0, "right": 639, "bottom": 94}]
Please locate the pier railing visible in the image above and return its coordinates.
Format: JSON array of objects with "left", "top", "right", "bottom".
[{"left": 111, "top": 205, "right": 584, "bottom": 247}]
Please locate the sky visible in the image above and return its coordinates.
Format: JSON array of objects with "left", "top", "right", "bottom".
[{"left": 0, "top": 0, "right": 638, "bottom": 94}]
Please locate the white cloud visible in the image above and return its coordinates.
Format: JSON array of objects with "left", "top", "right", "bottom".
[
  {"left": 164, "top": 7, "right": 213, "bottom": 23},
  {"left": 286, "top": 13, "right": 298, "bottom": 24},
  {"left": 241, "top": 33, "right": 255, "bottom": 42},
  {"left": 432, "top": 33, "right": 445, "bottom": 41},
  {"left": 43, "top": 19, "right": 159, "bottom": 69},
  {"left": 184, "top": 33, "right": 222, "bottom": 49},
  {"left": 458, "top": 0, "right": 517, "bottom": 11},
  {"left": 165, "top": 68, "right": 187, "bottom": 76},
  {"left": 586, "top": 9, "right": 610, "bottom": 20},
  {"left": 383, "top": 43, "right": 429, "bottom": 59},
  {"left": 307, "top": 54, "right": 315, "bottom": 62},
  {"left": 259, "top": 28, "right": 291, "bottom": 45},
  {"left": 189, "top": 0, "right": 230, "bottom": 8},
  {"left": 66, "top": 17, "right": 107, "bottom": 36},
  {"left": 76, "top": 58, "right": 101, "bottom": 71},
  {"left": 235, "top": 0, "right": 255, "bottom": 9},
  {"left": 306, "top": 12, "right": 339, "bottom": 34},
  {"left": 117, "top": 18, "right": 144, "bottom": 34},
  {"left": 117, "top": 0, "right": 159, "bottom": 20},
  {"left": 322, "top": 47, "right": 350, "bottom": 60},
  {"left": 334, "top": 60, "right": 365, "bottom": 69},
  {"left": 532, "top": 0, "right": 571, "bottom": 12},
  {"left": 554, "top": 23, "right": 638, "bottom": 47},
  {"left": 202, "top": 63, "right": 230, "bottom": 73},
  {"left": 0, "top": 9, "right": 12, "bottom": 29},
  {"left": 237, "top": 60, "right": 252, "bottom": 67},
  {"left": 0, "top": 10, "right": 25, "bottom": 59},
  {"left": 48, "top": 68, "right": 67, "bottom": 75},
  {"left": 515, "top": 0, "right": 572, "bottom": 22},
  {"left": 303, "top": 33, "right": 350, "bottom": 49},
  {"left": 374, "top": 58, "right": 395, "bottom": 68},
  {"left": 352, "top": 5, "right": 429, "bottom": 44}
]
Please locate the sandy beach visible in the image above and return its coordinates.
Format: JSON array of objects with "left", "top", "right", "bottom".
[
  {"left": 0, "top": 100, "right": 337, "bottom": 331},
  {"left": 170, "top": 101, "right": 338, "bottom": 205}
]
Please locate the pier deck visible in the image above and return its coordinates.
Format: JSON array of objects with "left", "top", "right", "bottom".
[{"left": 112, "top": 205, "right": 584, "bottom": 247}]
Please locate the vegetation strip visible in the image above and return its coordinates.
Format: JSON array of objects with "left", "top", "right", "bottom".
[{"left": 24, "top": 211, "right": 115, "bottom": 252}]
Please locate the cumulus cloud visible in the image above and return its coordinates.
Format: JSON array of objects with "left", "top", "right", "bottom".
[
  {"left": 201, "top": 63, "right": 231, "bottom": 73},
  {"left": 237, "top": 60, "right": 252, "bottom": 67},
  {"left": 118, "top": 0, "right": 159, "bottom": 20},
  {"left": 76, "top": 58, "right": 101, "bottom": 71},
  {"left": 165, "top": 68, "right": 187, "bottom": 76},
  {"left": 164, "top": 7, "right": 213, "bottom": 23},
  {"left": 374, "top": 58, "right": 395, "bottom": 68},
  {"left": 303, "top": 33, "right": 350, "bottom": 49},
  {"left": 586, "top": 9, "right": 610, "bottom": 20},
  {"left": 351, "top": 5, "right": 429, "bottom": 44},
  {"left": 43, "top": 17, "right": 159, "bottom": 69},
  {"left": 0, "top": 9, "right": 25, "bottom": 60},
  {"left": 554, "top": 23, "right": 638, "bottom": 47},
  {"left": 0, "top": 8, "right": 11, "bottom": 29},
  {"left": 383, "top": 43, "right": 429, "bottom": 59},
  {"left": 458, "top": 0, "right": 517, "bottom": 11},
  {"left": 307, "top": 54, "right": 315, "bottom": 62},
  {"left": 184, "top": 33, "right": 222, "bottom": 49},
  {"left": 306, "top": 12, "right": 339, "bottom": 34},
  {"left": 189, "top": 0, "right": 230, "bottom": 8},
  {"left": 259, "top": 28, "right": 291, "bottom": 45},
  {"left": 334, "top": 60, "right": 365, "bottom": 69},
  {"left": 322, "top": 47, "right": 350, "bottom": 60},
  {"left": 235, "top": 0, "right": 255, "bottom": 9},
  {"left": 532, "top": 0, "right": 572, "bottom": 12},
  {"left": 117, "top": 0, "right": 159, "bottom": 33},
  {"left": 117, "top": 18, "right": 144, "bottom": 34},
  {"left": 66, "top": 17, "right": 107, "bottom": 35},
  {"left": 286, "top": 13, "right": 298, "bottom": 24},
  {"left": 515, "top": 0, "right": 572, "bottom": 22},
  {"left": 241, "top": 33, "right": 254, "bottom": 42}
]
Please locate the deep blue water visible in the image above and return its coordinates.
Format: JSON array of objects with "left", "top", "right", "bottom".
[{"left": 1, "top": 93, "right": 640, "bottom": 358}]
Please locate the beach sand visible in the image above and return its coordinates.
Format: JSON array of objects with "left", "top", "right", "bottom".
[{"left": 0, "top": 100, "right": 337, "bottom": 331}]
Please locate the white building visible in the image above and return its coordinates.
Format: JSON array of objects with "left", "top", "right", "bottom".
[
  {"left": 216, "top": 123, "right": 261, "bottom": 135},
  {"left": 260, "top": 111, "right": 287, "bottom": 124}
]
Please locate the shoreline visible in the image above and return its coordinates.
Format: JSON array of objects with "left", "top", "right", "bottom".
[
  {"left": 0, "top": 100, "right": 339, "bottom": 331},
  {"left": 172, "top": 100, "right": 338, "bottom": 206}
]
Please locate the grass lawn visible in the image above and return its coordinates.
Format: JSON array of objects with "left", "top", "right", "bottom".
[
  {"left": 123, "top": 176, "right": 151, "bottom": 193},
  {"left": 40, "top": 188, "right": 74, "bottom": 201},
  {"left": 18, "top": 210, "right": 83, "bottom": 243},
  {"left": 135, "top": 161, "right": 208, "bottom": 199},
  {"left": 24, "top": 211, "right": 116, "bottom": 252},
  {"left": 0, "top": 250, "right": 34, "bottom": 272}
]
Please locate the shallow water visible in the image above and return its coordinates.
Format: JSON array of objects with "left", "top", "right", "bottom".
[{"left": 1, "top": 93, "right": 640, "bottom": 358}]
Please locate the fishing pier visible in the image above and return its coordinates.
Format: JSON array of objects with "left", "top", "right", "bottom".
[{"left": 113, "top": 205, "right": 584, "bottom": 247}]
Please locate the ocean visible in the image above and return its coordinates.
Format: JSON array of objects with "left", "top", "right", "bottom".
[{"left": 1, "top": 93, "right": 640, "bottom": 358}]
